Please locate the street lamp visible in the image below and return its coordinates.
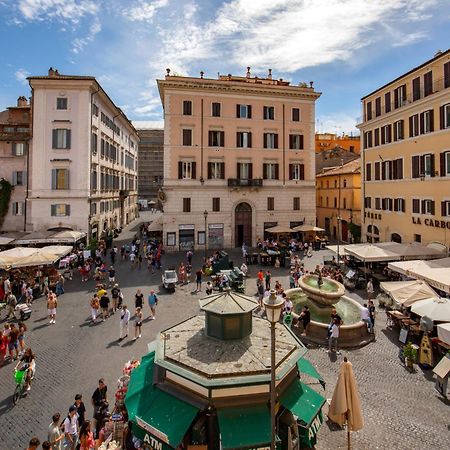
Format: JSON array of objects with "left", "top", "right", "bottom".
[
  {"left": 203, "top": 210, "right": 208, "bottom": 262},
  {"left": 263, "top": 289, "right": 285, "bottom": 450}
]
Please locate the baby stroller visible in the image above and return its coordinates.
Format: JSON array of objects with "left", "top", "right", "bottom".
[{"left": 15, "top": 303, "right": 32, "bottom": 320}]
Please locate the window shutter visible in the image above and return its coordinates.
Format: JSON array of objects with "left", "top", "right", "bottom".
[
  {"left": 394, "top": 199, "right": 398, "bottom": 211},
  {"left": 393, "top": 160, "right": 397, "bottom": 180},
  {"left": 289, "top": 135, "right": 293, "bottom": 149},
  {"left": 263, "top": 133, "right": 267, "bottom": 149},
  {"left": 300, "top": 164, "right": 305, "bottom": 180},
  {"left": 12, "top": 171, "right": 17, "bottom": 186},
  {"left": 374, "top": 128, "right": 379, "bottom": 146},
  {"left": 412, "top": 156, "right": 419, "bottom": 178},
  {"left": 192, "top": 162, "right": 196, "bottom": 179},
  {"left": 248, "top": 132, "right": 252, "bottom": 148},
  {"left": 52, "top": 129, "right": 57, "bottom": 148},
  {"left": 220, "top": 162, "right": 225, "bottom": 179},
  {"left": 288, "top": 164, "right": 293, "bottom": 180},
  {"left": 366, "top": 163, "right": 371, "bottom": 181},
  {"left": 430, "top": 154, "right": 435, "bottom": 177},
  {"left": 381, "top": 163, "right": 386, "bottom": 180},
  {"left": 374, "top": 162, "right": 380, "bottom": 180},
  {"left": 387, "top": 125, "right": 392, "bottom": 143},
  {"left": 440, "top": 106, "right": 445, "bottom": 130},
  {"left": 442, "top": 201, "right": 447, "bottom": 217},
  {"left": 178, "top": 161, "right": 183, "bottom": 179},
  {"left": 429, "top": 109, "right": 434, "bottom": 132},
  {"left": 409, "top": 116, "right": 413, "bottom": 137},
  {"left": 51, "top": 169, "right": 57, "bottom": 189},
  {"left": 247, "top": 105, "right": 252, "bottom": 118},
  {"left": 263, "top": 163, "right": 268, "bottom": 180},
  {"left": 236, "top": 132, "right": 240, "bottom": 147},
  {"left": 299, "top": 135, "right": 304, "bottom": 149},
  {"left": 236, "top": 104, "right": 240, "bottom": 118},
  {"left": 208, "top": 131, "right": 212, "bottom": 147},
  {"left": 248, "top": 163, "right": 253, "bottom": 179},
  {"left": 419, "top": 113, "right": 425, "bottom": 134},
  {"left": 440, "top": 152, "right": 446, "bottom": 177},
  {"left": 394, "top": 89, "right": 399, "bottom": 108},
  {"left": 220, "top": 131, "right": 225, "bottom": 147},
  {"left": 66, "top": 204, "right": 71, "bottom": 216},
  {"left": 431, "top": 201, "right": 435, "bottom": 215},
  {"left": 274, "top": 134, "right": 278, "bottom": 149},
  {"left": 51, "top": 205, "right": 56, "bottom": 216},
  {"left": 66, "top": 130, "right": 71, "bottom": 149},
  {"left": 237, "top": 163, "right": 241, "bottom": 179},
  {"left": 275, "top": 164, "right": 279, "bottom": 180},
  {"left": 398, "top": 159, "right": 403, "bottom": 179},
  {"left": 65, "top": 170, "right": 69, "bottom": 189},
  {"left": 388, "top": 160, "right": 393, "bottom": 179},
  {"left": 393, "top": 124, "right": 397, "bottom": 142},
  {"left": 207, "top": 162, "right": 212, "bottom": 179},
  {"left": 420, "top": 155, "right": 425, "bottom": 176},
  {"left": 421, "top": 200, "right": 426, "bottom": 214},
  {"left": 399, "top": 120, "right": 404, "bottom": 139}
]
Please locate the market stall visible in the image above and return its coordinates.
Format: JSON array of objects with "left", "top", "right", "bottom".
[{"left": 380, "top": 280, "right": 440, "bottom": 308}]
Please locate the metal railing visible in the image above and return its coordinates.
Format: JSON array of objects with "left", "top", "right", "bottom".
[{"left": 227, "top": 178, "right": 263, "bottom": 187}]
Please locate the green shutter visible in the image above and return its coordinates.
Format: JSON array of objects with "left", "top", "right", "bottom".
[
  {"left": 51, "top": 205, "right": 56, "bottom": 216},
  {"left": 52, "top": 129, "right": 57, "bottom": 149},
  {"left": 66, "top": 204, "right": 71, "bottom": 216},
  {"left": 66, "top": 130, "right": 71, "bottom": 149},
  {"left": 51, "top": 169, "right": 57, "bottom": 189},
  {"left": 65, "top": 170, "right": 70, "bottom": 189}
]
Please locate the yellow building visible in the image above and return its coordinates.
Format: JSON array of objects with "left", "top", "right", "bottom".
[
  {"left": 358, "top": 49, "right": 450, "bottom": 245},
  {"left": 315, "top": 133, "right": 360, "bottom": 154},
  {"left": 316, "top": 159, "right": 361, "bottom": 242}
]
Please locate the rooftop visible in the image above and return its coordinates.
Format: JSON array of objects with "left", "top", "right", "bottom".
[{"left": 317, "top": 158, "right": 361, "bottom": 177}]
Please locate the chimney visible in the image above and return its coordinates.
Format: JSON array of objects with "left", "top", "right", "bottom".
[
  {"left": 246, "top": 66, "right": 251, "bottom": 78},
  {"left": 200, "top": 71, "right": 204, "bottom": 79},
  {"left": 17, "top": 96, "right": 28, "bottom": 107},
  {"left": 54, "top": 69, "right": 60, "bottom": 76},
  {"left": 166, "top": 68, "right": 171, "bottom": 77},
  {"left": 268, "top": 68, "right": 272, "bottom": 80},
  {"left": 48, "top": 67, "right": 55, "bottom": 77}
]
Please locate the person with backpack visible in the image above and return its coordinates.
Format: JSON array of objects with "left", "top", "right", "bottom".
[
  {"left": 148, "top": 290, "right": 158, "bottom": 320},
  {"left": 111, "top": 284, "right": 121, "bottom": 313}
]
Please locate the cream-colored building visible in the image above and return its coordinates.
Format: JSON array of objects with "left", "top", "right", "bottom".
[
  {"left": 0, "top": 96, "right": 31, "bottom": 232},
  {"left": 28, "top": 68, "right": 139, "bottom": 240},
  {"left": 157, "top": 69, "right": 321, "bottom": 250},
  {"left": 316, "top": 159, "right": 361, "bottom": 242},
  {"left": 358, "top": 49, "right": 450, "bottom": 246}
]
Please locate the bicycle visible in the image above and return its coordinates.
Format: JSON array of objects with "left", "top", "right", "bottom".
[{"left": 13, "top": 367, "right": 27, "bottom": 405}]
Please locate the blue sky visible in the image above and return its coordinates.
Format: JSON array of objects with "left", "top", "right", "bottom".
[{"left": 1, "top": 0, "right": 449, "bottom": 134}]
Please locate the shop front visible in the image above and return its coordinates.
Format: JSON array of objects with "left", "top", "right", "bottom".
[
  {"left": 208, "top": 223, "right": 224, "bottom": 249},
  {"left": 179, "top": 225, "right": 195, "bottom": 251}
]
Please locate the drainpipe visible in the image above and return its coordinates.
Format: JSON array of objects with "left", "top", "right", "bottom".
[
  {"left": 25, "top": 84, "right": 34, "bottom": 231},
  {"left": 282, "top": 104, "right": 286, "bottom": 185}
]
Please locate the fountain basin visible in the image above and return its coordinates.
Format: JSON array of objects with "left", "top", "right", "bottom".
[
  {"left": 286, "top": 288, "right": 374, "bottom": 349},
  {"left": 298, "top": 274, "right": 345, "bottom": 306}
]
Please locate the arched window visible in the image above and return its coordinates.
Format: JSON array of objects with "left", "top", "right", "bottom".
[
  {"left": 343, "top": 198, "right": 347, "bottom": 209},
  {"left": 391, "top": 233, "right": 402, "bottom": 243},
  {"left": 343, "top": 179, "right": 347, "bottom": 187}
]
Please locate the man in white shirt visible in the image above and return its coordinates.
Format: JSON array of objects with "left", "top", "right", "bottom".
[
  {"left": 63, "top": 405, "right": 79, "bottom": 449},
  {"left": 328, "top": 318, "right": 340, "bottom": 353},
  {"left": 119, "top": 305, "right": 130, "bottom": 340},
  {"left": 360, "top": 303, "right": 373, "bottom": 333}
]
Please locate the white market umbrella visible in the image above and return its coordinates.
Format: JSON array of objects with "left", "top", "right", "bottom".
[
  {"left": 437, "top": 323, "right": 450, "bottom": 345},
  {"left": 39, "top": 245, "right": 73, "bottom": 257},
  {"left": 380, "top": 280, "right": 440, "bottom": 307},
  {"left": 11, "top": 250, "right": 60, "bottom": 268},
  {"left": 293, "top": 224, "right": 325, "bottom": 232},
  {"left": 346, "top": 243, "right": 400, "bottom": 262},
  {"left": 411, "top": 297, "right": 450, "bottom": 322},
  {"left": 50, "top": 230, "right": 86, "bottom": 242}
]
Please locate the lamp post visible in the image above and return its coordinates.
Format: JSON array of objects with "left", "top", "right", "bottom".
[
  {"left": 263, "top": 289, "right": 285, "bottom": 450},
  {"left": 203, "top": 210, "right": 208, "bottom": 262}
]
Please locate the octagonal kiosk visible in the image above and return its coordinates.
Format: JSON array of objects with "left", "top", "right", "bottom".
[{"left": 125, "top": 289, "right": 326, "bottom": 450}]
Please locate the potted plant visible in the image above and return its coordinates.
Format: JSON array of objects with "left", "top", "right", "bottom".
[{"left": 403, "top": 341, "right": 417, "bottom": 369}]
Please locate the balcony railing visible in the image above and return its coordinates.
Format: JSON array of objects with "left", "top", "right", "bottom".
[{"left": 227, "top": 178, "right": 263, "bottom": 187}]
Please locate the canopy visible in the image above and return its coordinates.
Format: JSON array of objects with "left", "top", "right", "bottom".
[
  {"left": 388, "top": 258, "right": 450, "bottom": 294},
  {"left": 326, "top": 245, "right": 350, "bottom": 255},
  {"left": 346, "top": 243, "right": 400, "bottom": 262},
  {"left": 147, "top": 217, "right": 163, "bottom": 232},
  {"left": 411, "top": 297, "right": 450, "bottom": 322},
  {"left": 218, "top": 405, "right": 271, "bottom": 449},
  {"left": 0, "top": 247, "right": 39, "bottom": 268},
  {"left": 11, "top": 250, "right": 60, "bottom": 268},
  {"left": 0, "top": 236, "right": 15, "bottom": 246},
  {"left": 0, "top": 246, "right": 71, "bottom": 269},
  {"left": 39, "top": 245, "right": 73, "bottom": 257},
  {"left": 380, "top": 280, "right": 440, "bottom": 307},
  {"left": 437, "top": 323, "right": 450, "bottom": 345},
  {"left": 293, "top": 225, "right": 325, "bottom": 232},
  {"left": 125, "top": 352, "right": 199, "bottom": 449},
  {"left": 265, "top": 225, "right": 295, "bottom": 234},
  {"left": 50, "top": 230, "right": 86, "bottom": 243},
  {"left": 297, "top": 358, "right": 325, "bottom": 386}
]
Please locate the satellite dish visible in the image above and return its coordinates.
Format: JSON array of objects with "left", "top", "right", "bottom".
[{"left": 420, "top": 315, "right": 433, "bottom": 333}]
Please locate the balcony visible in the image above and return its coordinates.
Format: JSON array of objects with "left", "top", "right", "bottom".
[{"left": 227, "top": 178, "right": 263, "bottom": 187}]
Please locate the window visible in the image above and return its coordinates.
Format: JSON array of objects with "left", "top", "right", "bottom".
[
  {"left": 334, "top": 197, "right": 337, "bottom": 208},
  {"left": 374, "top": 128, "right": 380, "bottom": 146},
  {"left": 293, "top": 197, "right": 300, "bottom": 210},
  {"left": 375, "top": 97, "right": 381, "bottom": 117},
  {"left": 382, "top": 160, "right": 392, "bottom": 180},
  {"left": 382, "top": 198, "right": 393, "bottom": 211},
  {"left": 289, "top": 134, "right": 304, "bottom": 150},
  {"left": 183, "top": 129, "right": 193, "bottom": 146},
  {"left": 178, "top": 161, "right": 196, "bottom": 179},
  {"left": 167, "top": 232, "right": 176, "bottom": 246},
  {"left": 237, "top": 162, "right": 252, "bottom": 179},
  {"left": 263, "top": 163, "right": 279, "bottom": 180},
  {"left": 364, "top": 197, "right": 372, "bottom": 208},
  {"left": 424, "top": 71, "right": 433, "bottom": 97},
  {"left": 364, "top": 131, "right": 373, "bottom": 148},
  {"left": 12, "top": 171, "right": 25, "bottom": 186},
  {"left": 394, "top": 84, "right": 406, "bottom": 108},
  {"left": 366, "top": 101, "right": 372, "bottom": 120},
  {"left": 366, "top": 163, "right": 372, "bottom": 181},
  {"left": 445, "top": 62, "right": 450, "bottom": 89},
  {"left": 12, "top": 202, "right": 24, "bottom": 216},
  {"left": 90, "top": 202, "right": 97, "bottom": 215},
  {"left": 412, "top": 77, "right": 421, "bottom": 101},
  {"left": 263, "top": 106, "right": 274, "bottom": 120},
  {"left": 212, "top": 102, "right": 221, "bottom": 117},
  {"left": 236, "top": 104, "right": 252, "bottom": 118},
  {"left": 412, "top": 154, "right": 435, "bottom": 178},
  {"left": 375, "top": 197, "right": 381, "bottom": 210},
  {"left": 183, "top": 101, "right": 192, "bottom": 115},
  {"left": 334, "top": 180, "right": 338, "bottom": 188},
  {"left": 12, "top": 142, "right": 28, "bottom": 156},
  {"left": 209, "top": 130, "right": 225, "bottom": 147},
  {"left": 207, "top": 162, "right": 225, "bottom": 179},
  {"left": 424, "top": 154, "right": 433, "bottom": 177},
  {"left": 393, "top": 158, "right": 403, "bottom": 180},
  {"left": 394, "top": 198, "right": 405, "bottom": 212},
  {"left": 343, "top": 198, "right": 347, "bottom": 209},
  {"left": 236, "top": 132, "right": 252, "bottom": 148},
  {"left": 420, "top": 109, "right": 434, "bottom": 134},
  {"left": 91, "top": 133, "right": 98, "bottom": 155},
  {"left": 326, "top": 197, "right": 329, "bottom": 206},
  {"left": 422, "top": 199, "right": 435, "bottom": 215},
  {"left": 414, "top": 234, "right": 422, "bottom": 243},
  {"left": 409, "top": 114, "right": 419, "bottom": 137},
  {"left": 440, "top": 151, "right": 450, "bottom": 176},
  {"left": 267, "top": 197, "right": 274, "bottom": 211},
  {"left": 264, "top": 133, "right": 278, "bottom": 149},
  {"left": 393, "top": 120, "right": 404, "bottom": 141},
  {"left": 288, "top": 163, "right": 305, "bottom": 180},
  {"left": 182, "top": 198, "right": 191, "bottom": 212},
  {"left": 212, "top": 197, "right": 220, "bottom": 212},
  {"left": 440, "top": 104, "right": 450, "bottom": 129},
  {"left": 385, "top": 92, "right": 391, "bottom": 113},
  {"left": 441, "top": 201, "right": 450, "bottom": 217},
  {"left": 52, "top": 129, "right": 71, "bottom": 149},
  {"left": 381, "top": 125, "right": 391, "bottom": 144},
  {"left": 51, "top": 169, "right": 69, "bottom": 190},
  {"left": 51, "top": 204, "right": 70, "bottom": 216},
  {"left": 92, "top": 104, "right": 99, "bottom": 116},
  {"left": 374, "top": 161, "right": 380, "bottom": 180},
  {"left": 91, "top": 170, "right": 98, "bottom": 191},
  {"left": 56, "top": 97, "right": 68, "bottom": 110},
  {"left": 292, "top": 108, "right": 300, "bottom": 122}
]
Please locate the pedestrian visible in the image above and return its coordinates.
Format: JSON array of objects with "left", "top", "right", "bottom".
[
  {"left": 90, "top": 295, "right": 100, "bottom": 324},
  {"left": 148, "top": 290, "right": 158, "bottom": 320},
  {"left": 47, "top": 291, "right": 57, "bottom": 324},
  {"left": 108, "top": 266, "right": 115, "bottom": 287},
  {"left": 137, "top": 254, "right": 143, "bottom": 270},
  {"left": 79, "top": 420, "right": 95, "bottom": 450},
  {"left": 48, "top": 412, "right": 64, "bottom": 450},
  {"left": 42, "top": 441, "right": 51, "bottom": 450},
  {"left": 119, "top": 305, "right": 130, "bottom": 340},
  {"left": 265, "top": 270, "right": 271, "bottom": 290},
  {"left": 8, "top": 323, "right": 20, "bottom": 360},
  {"left": 134, "top": 307, "right": 143, "bottom": 340},
  {"left": 17, "top": 321, "right": 27, "bottom": 354},
  {"left": 257, "top": 282, "right": 265, "bottom": 308},
  {"left": 91, "top": 378, "right": 108, "bottom": 433},
  {"left": 368, "top": 300, "right": 376, "bottom": 332},
  {"left": 178, "top": 263, "right": 186, "bottom": 285},
  {"left": 74, "top": 394, "right": 86, "bottom": 427},
  {"left": 205, "top": 281, "right": 213, "bottom": 295},
  {"left": 367, "top": 278, "right": 374, "bottom": 300},
  {"left": 0, "top": 332, "right": 8, "bottom": 366},
  {"left": 195, "top": 268, "right": 202, "bottom": 292},
  {"left": 25, "top": 437, "right": 40, "bottom": 450},
  {"left": 63, "top": 405, "right": 79, "bottom": 449},
  {"left": 328, "top": 318, "right": 340, "bottom": 353},
  {"left": 299, "top": 306, "right": 311, "bottom": 336},
  {"left": 110, "top": 248, "right": 116, "bottom": 265},
  {"left": 186, "top": 250, "right": 193, "bottom": 265},
  {"left": 111, "top": 284, "right": 121, "bottom": 312},
  {"left": 135, "top": 289, "right": 144, "bottom": 309},
  {"left": 55, "top": 275, "right": 64, "bottom": 296},
  {"left": 5, "top": 292, "right": 17, "bottom": 319},
  {"left": 129, "top": 251, "right": 136, "bottom": 268},
  {"left": 99, "top": 293, "right": 110, "bottom": 321},
  {"left": 361, "top": 303, "right": 373, "bottom": 333}
]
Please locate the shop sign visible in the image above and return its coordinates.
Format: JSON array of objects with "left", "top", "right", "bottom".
[
  {"left": 136, "top": 416, "right": 169, "bottom": 444},
  {"left": 299, "top": 411, "right": 323, "bottom": 448},
  {"left": 179, "top": 224, "right": 195, "bottom": 230},
  {"left": 412, "top": 217, "right": 450, "bottom": 229}
]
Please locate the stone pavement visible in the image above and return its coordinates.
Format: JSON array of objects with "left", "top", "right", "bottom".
[{"left": 0, "top": 217, "right": 449, "bottom": 449}]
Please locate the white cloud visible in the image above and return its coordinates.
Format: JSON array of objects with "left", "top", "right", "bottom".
[
  {"left": 15, "top": 68, "right": 30, "bottom": 85},
  {"left": 132, "top": 120, "right": 164, "bottom": 129},
  {"left": 124, "top": 0, "right": 168, "bottom": 22},
  {"left": 18, "top": 0, "right": 98, "bottom": 24},
  {"left": 72, "top": 18, "right": 101, "bottom": 53}
]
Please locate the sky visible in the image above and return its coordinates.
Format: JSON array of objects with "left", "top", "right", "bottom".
[{"left": 0, "top": 0, "right": 449, "bottom": 134}]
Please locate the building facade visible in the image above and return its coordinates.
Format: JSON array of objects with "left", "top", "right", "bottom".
[
  {"left": 316, "top": 159, "right": 361, "bottom": 242},
  {"left": 358, "top": 49, "right": 450, "bottom": 246},
  {"left": 315, "top": 133, "right": 360, "bottom": 154},
  {"left": 136, "top": 128, "right": 163, "bottom": 203},
  {"left": 28, "top": 68, "right": 139, "bottom": 240},
  {"left": 0, "top": 96, "right": 31, "bottom": 232},
  {"left": 157, "top": 68, "right": 321, "bottom": 250}
]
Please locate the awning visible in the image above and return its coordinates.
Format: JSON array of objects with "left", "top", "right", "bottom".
[
  {"left": 218, "top": 405, "right": 271, "bottom": 449},
  {"left": 125, "top": 352, "right": 199, "bottom": 449},
  {"left": 297, "top": 358, "right": 325, "bottom": 387}
]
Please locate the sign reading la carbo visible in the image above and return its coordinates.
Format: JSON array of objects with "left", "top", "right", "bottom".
[{"left": 412, "top": 217, "right": 450, "bottom": 229}]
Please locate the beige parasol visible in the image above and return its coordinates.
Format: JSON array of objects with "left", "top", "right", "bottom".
[
  {"left": 293, "top": 224, "right": 325, "bottom": 232},
  {"left": 265, "top": 225, "right": 295, "bottom": 234},
  {"left": 328, "top": 357, "right": 364, "bottom": 449}
]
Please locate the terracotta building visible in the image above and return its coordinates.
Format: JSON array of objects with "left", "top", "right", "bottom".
[
  {"left": 358, "top": 49, "right": 450, "bottom": 245},
  {"left": 315, "top": 133, "right": 360, "bottom": 154},
  {"left": 316, "top": 159, "right": 361, "bottom": 242},
  {"left": 0, "top": 96, "right": 31, "bottom": 232},
  {"left": 157, "top": 68, "right": 321, "bottom": 250}
]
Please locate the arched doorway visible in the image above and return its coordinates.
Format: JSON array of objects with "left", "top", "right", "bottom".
[
  {"left": 391, "top": 233, "right": 402, "bottom": 243},
  {"left": 235, "top": 202, "right": 252, "bottom": 247},
  {"left": 341, "top": 220, "right": 348, "bottom": 242}
]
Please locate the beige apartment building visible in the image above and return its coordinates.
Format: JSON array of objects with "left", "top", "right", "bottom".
[
  {"left": 157, "top": 69, "right": 321, "bottom": 250},
  {"left": 358, "top": 49, "right": 450, "bottom": 246},
  {"left": 0, "top": 96, "right": 31, "bottom": 232},
  {"left": 28, "top": 68, "right": 139, "bottom": 240}
]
